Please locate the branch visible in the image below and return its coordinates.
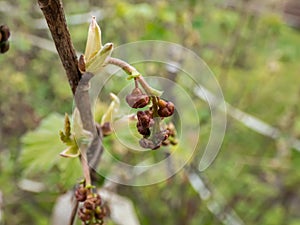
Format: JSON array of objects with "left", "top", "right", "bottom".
[
  {"left": 75, "top": 72, "right": 103, "bottom": 184},
  {"left": 37, "top": 2, "right": 103, "bottom": 224},
  {"left": 37, "top": 0, "right": 81, "bottom": 94}
]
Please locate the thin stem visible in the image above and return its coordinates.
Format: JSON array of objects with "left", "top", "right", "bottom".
[
  {"left": 107, "top": 57, "right": 137, "bottom": 75},
  {"left": 134, "top": 78, "right": 138, "bottom": 89},
  {"left": 151, "top": 96, "right": 161, "bottom": 135},
  {"left": 136, "top": 76, "right": 157, "bottom": 96},
  {"left": 80, "top": 150, "right": 91, "bottom": 186},
  {"left": 68, "top": 200, "right": 79, "bottom": 225},
  {"left": 107, "top": 57, "right": 163, "bottom": 96}
]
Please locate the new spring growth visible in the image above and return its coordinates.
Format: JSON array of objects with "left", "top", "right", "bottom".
[
  {"left": 79, "top": 17, "right": 113, "bottom": 74},
  {"left": 75, "top": 183, "right": 106, "bottom": 225},
  {"left": 59, "top": 109, "right": 93, "bottom": 158},
  {"left": 125, "top": 80, "right": 177, "bottom": 149}
]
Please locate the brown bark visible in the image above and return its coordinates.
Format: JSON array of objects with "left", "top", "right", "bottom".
[{"left": 38, "top": 0, "right": 81, "bottom": 94}]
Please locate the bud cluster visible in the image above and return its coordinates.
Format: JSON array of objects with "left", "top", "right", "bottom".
[
  {"left": 126, "top": 81, "right": 177, "bottom": 150},
  {"left": 75, "top": 185, "right": 107, "bottom": 225},
  {"left": 0, "top": 25, "right": 10, "bottom": 54}
]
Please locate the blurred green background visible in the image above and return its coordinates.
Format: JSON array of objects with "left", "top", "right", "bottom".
[{"left": 1, "top": 0, "right": 300, "bottom": 224}]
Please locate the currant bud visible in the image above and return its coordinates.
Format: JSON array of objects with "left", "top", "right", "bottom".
[
  {"left": 0, "top": 41, "right": 9, "bottom": 54},
  {"left": 95, "top": 206, "right": 106, "bottom": 220},
  {"left": 78, "top": 54, "right": 86, "bottom": 73},
  {"left": 84, "top": 200, "right": 95, "bottom": 210},
  {"left": 101, "top": 122, "right": 113, "bottom": 136},
  {"left": 126, "top": 87, "right": 150, "bottom": 108},
  {"left": 78, "top": 207, "right": 92, "bottom": 222},
  {"left": 137, "top": 111, "right": 151, "bottom": 127},
  {"left": 157, "top": 99, "right": 175, "bottom": 117},
  {"left": 0, "top": 25, "right": 10, "bottom": 42},
  {"left": 75, "top": 185, "right": 87, "bottom": 202},
  {"left": 137, "top": 122, "right": 151, "bottom": 136}
]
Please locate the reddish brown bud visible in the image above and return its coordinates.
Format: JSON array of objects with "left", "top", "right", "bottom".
[
  {"left": 75, "top": 186, "right": 87, "bottom": 202},
  {"left": 95, "top": 206, "right": 106, "bottom": 220},
  {"left": 78, "top": 54, "right": 86, "bottom": 73},
  {"left": 157, "top": 99, "right": 175, "bottom": 117},
  {"left": 0, "top": 25, "right": 10, "bottom": 42},
  {"left": 0, "top": 41, "right": 9, "bottom": 54},
  {"left": 137, "top": 122, "right": 151, "bottom": 136},
  {"left": 137, "top": 111, "right": 151, "bottom": 127},
  {"left": 126, "top": 88, "right": 150, "bottom": 108},
  {"left": 162, "top": 139, "right": 170, "bottom": 146},
  {"left": 78, "top": 207, "right": 92, "bottom": 222},
  {"left": 84, "top": 200, "right": 95, "bottom": 210},
  {"left": 93, "top": 194, "right": 102, "bottom": 206},
  {"left": 101, "top": 122, "right": 113, "bottom": 136}
]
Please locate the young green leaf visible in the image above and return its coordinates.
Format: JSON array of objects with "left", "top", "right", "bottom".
[
  {"left": 20, "top": 113, "right": 66, "bottom": 174},
  {"left": 83, "top": 16, "right": 114, "bottom": 74},
  {"left": 85, "top": 16, "right": 102, "bottom": 61}
]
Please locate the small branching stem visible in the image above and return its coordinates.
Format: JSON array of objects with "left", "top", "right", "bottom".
[
  {"left": 80, "top": 149, "right": 91, "bottom": 186},
  {"left": 108, "top": 57, "right": 162, "bottom": 96},
  {"left": 107, "top": 57, "right": 136, "bottom": 75}
]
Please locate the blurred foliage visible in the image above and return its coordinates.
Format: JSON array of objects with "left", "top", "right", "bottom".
[{"left": 1, "top": 0, "right": 300, "bottom": 225}]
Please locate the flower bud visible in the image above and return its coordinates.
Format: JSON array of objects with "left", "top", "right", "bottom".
[
  {"left": 78, "top": 207, "right": 92, "bottom": 222},
  {"left": 100, "top": 122, "right": 113, "bottom": 136},
  {"left": 137, "top": 122, "right": 151, "bottom": 136},
  {"left": 0, "top": 41, "right": 9, "bottom": 54},
  {"left": 157, "top": 99, "right": 175, "bottom": 117},
  {"left": 95, "top": 206, "right": 106, "bottom": 220},
  {"left": 78, "top": 54, "right": 86, "bottom": 73},
  {"left": 126, "top": 88, "right": 150, "bottom": 108},
  {"left": 0, "top": 25, "right": 10, "bottom": 42},
  {"left": 75, "top": 186, "right": 87, "bottom": 202},
  {"left": 84, "top": 200, "right": 95, "bottom": 210},
  {"left": 137, "top": 110, "right": 151, "bottom": 127}
]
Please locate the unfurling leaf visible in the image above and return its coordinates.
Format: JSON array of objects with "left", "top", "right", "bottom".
[
  {"left": 59, "top": 113, "right": 72, "bottom": 144},
  {"left": 85, "top": 42, "right": 113, "bottom": 74},
  {"left": 20, "top": 113, "right": 81, "bottom": 189},
  {"left": 82, "top": 16, "right": 114, "bottom": 74},
  {"left": 72, "top": 108, "right": 93, "bottom": 145},
  {"left": 58, "top": 109, "right": 93, "bottom": 158},
  {"left": 85, "top": 16, "right": 102, "bottom": 61}
]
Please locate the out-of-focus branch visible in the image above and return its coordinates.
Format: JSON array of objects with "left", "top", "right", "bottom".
[{"left": 37, "top": 0, "right": 81, "bottom": 94}]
